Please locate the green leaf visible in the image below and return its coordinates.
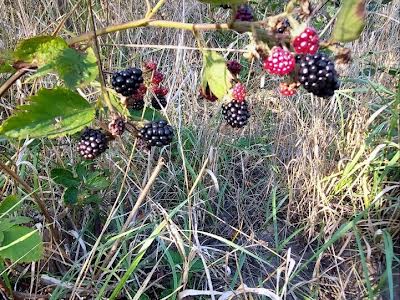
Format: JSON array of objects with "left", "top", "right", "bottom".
[
  {"left": 14, "top": 36, "right": 68, "bottom": 66},
  {"left": 202, "top": 50, "right": 231, "bottom": 100},
  {"left": 86, "top": 176, "right": 110, "bottom": 191},
  {"left": 0, "top": 220, "right": 14, "bottom": 232},
  {"left": 51, "top": 168, "right": 80, "bottom": 188},
  {"left": 332, "top": 0, "right": 366, "bottom": 42},
  {"left": 0, "top": 195, "right": 20, "bottom": 216},
  {"left": 0, "top": 50, "right": 14, "bottom": 73},
  {"left": 0, "top": 226, "right": 43, "bottom": 262},
  {"left": 9, "top": 216, "right": 32, "bottom": 225},
  {"left": 0, "top": 87, "right": 95, "bottom": 139},
  {"left": 63, "top": 187, "right": 79, "bottom": 205},
  {"left": 34, "top": 48, "right": 98, "bottom": 89}
]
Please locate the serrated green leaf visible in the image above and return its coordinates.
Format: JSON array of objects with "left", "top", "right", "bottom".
[
  {"left": 0, "top": 195, "right": 20, "bottom": 216},
  {"left": 33, "top": 48, "right": 98, "bottom": 88},
  {"left": 198, "top": 0, "right": 246, "bottom": 4},
  {"left": 14, "top": 36, "right": 68, "bottom": 66},
  {"left": 82, "top": 194, "right": 102, "bottom": 204},
  {"left": 51, "top": 168, "right": 80, "bottom": 188},
  {"left": 0, "top": 220, "right": 14, "bottom": 232},
  {"left": 332, "top": 0, "right": 366, "bottom": 42},
  {"left": 0, "top": 226, "right": 43, "bottom": 262},
  {"left": 63, "top": 187, "right": 79, "bottom": 205},
  {"left": 9, "top": 216, "right": 32, "bottom": 225},
  {"left": 202, "top": 50, "right": 231, "bottom": 100},
  {"left": 0, "top": 87, "right": 95, "bottom": 139}
]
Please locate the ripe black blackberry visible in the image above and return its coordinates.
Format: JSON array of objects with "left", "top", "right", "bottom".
[
  {"left": 297, "top": 53, "right": 340, "bottom": 98},
  {"left": 131, "top": 99, "right": 145, "bottom": 110},
  {"left": 138, "top": 120, "right": 174, "bottom": 147},
  {"left": 222, "top": 100, "right": 250, "bottom": 128},
  {"left": 108, "top": 117, "right": 125, "bottom": 136},
  {"left": 235, "top": 5, "right": 254, "bottom": 21},
  {"left": 111, "top": 68, "right": 144, "bottom": 97},
  {"left": 151, "top": 95, "right": 167, "bottom": 110},
  {"left": 77, "top": 128, "right": 108, "bottom": 159}
]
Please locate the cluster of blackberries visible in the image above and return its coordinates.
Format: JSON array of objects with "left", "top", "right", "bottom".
[
  {"left": 222, "top": 100, "right": 250, "bottom": 128},
  {"left": 296, "top": 53, "right": 340, "bottom": 98},
  {"left": 138, "top": 120, "right": 174, "bottom": 147},
  {"left": 111, "top": 68, "right": 144, "bottom": 97}
]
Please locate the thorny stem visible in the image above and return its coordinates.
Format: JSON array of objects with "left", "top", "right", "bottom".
[
  {"left": 87, "top": 0, "right": 115, "bottom": 114},
  {"left": 67, "top": 19, "right": 280, "bottom": 46}
]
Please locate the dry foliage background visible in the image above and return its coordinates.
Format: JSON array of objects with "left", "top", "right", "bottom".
[{"left": 0, "top": 0, "right": 399, "bottom": 299}]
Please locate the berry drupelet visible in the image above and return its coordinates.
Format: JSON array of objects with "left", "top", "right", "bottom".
[
  {"left": 222, "top": 100, "right": 250, "bottom": 128},
  {"left": 77, "top": 128, "right": 109, "bottom": 159},
  {"left": 138, "top": 120, "right": 174, "bottom": 147},
  {"left": 296, "top": 53, "right": 340, "bottom": 98},
  {"left": 111, "top": 68, "right": 144, "bottom": 97}
]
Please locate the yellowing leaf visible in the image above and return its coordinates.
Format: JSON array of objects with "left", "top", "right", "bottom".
[
  {"left": 14, "top": 36, "right": 68, "bottom": 66},
  {"left": 332, "top": 0, "right": 366, "bottom": 42},
  {"left": 202, "top": 51, "right": 231, "bottom": 100},
  {"left": 0, "top": 87, "right": 95, "bottom": 139}
]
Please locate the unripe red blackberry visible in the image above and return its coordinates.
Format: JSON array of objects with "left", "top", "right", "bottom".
[
  {"left": 227, "top": 60, "right": 242, "bottom": 76},
  {"left": 235, "top": 5, "right": 254, "bottom": 21},
  {"left": 77, "top": 128, "right": 108, "bottom": 159},
  {"left": 108, "top": 117, "right": 125, "bottom": 136},
  {"left": 151, "top": 94, "right": 167, "bottom": 110},
  {"left": 199, "top": 86, "right": 218, "bottom": 102},
  {"left": 263, "top": 47, "right": 296, "bottom": 76},
  {"left": 152, "top": 85, "right": 169, "bottom": 96},
  {"left": 111, "top": 68, "right": 144, "bottom": 97},
  {"left": 151, "top": 70, "right": 164, "bottom": 85},
  {"left": 232, "top": 83, "right": 246, "bottom": 102},
  {"left": 144, "top": 61, "right": 157, "bottom": 71},
  {"left": 297, "top": 52, "right": 340, "bottom": 98},
  {"left": 138, "top": 120, "right": 174, "bottom": 147},
  {"left": 222, "top": 100, "right": 250, "bottom": 128},
  {"left": 292, "top": 27, "right": 319, "bottom": 55}
]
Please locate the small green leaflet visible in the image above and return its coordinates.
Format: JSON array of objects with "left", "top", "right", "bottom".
[
  {"left": 14, "top": 36, "right": 68, "bottom": 66},
  {"left": 198, "top": 0, "right": 246, "bottom": 4},
  {"left": 0, "top": 226, "right": 43, "bottom": 262},
  {"left": 51, "top": 168, "right": 80, "bottom": 188},
  {"left": 0, "top": 87, "right": 95, "bottom": 139},
  {"left": 201, "top": 50, "right": 231, "bottom": 100},
  {"left": 0, "top": 195, "right": 21, "bottom": 216},
  {"left": 34, "top": 48, "right": 98, "bottom": 89},
  {"left": 332, "top": 0, "right": 366, "bottom": 42}
]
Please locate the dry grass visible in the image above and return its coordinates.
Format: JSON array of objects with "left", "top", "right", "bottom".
[{"left": 0, "top": 0, "right": 399, "bottom": 299}]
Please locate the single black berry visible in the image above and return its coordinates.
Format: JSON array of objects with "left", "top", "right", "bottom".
[
  {"left": 296, "top": 53, "right": 340, "bottom": 98},
  {"left": 220, "top": 4, "right": 231, "bottom": 9},
  {"left": 222, "top": 100, "right": 250, "bottom": 128},
  {"left": 235, "top": 5, "right": 254, "bottom": 22},
  {"left": 151, "top": 94, "right": 167, "bottom": 110},
  {"left": 131, "top": 99, "right": 145, "bottom": 110},
  {"left": 138, "top": 120, "right": 174, "bottom": 147},
  {"left": 77, "top": 128, "right": 108, "bottom": 159},
  {"left": 111, "top": 68, "right": 144, "bottom": 97},
  {"left": 108, "top": 117, "right": 125, "bottom": 136}
]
